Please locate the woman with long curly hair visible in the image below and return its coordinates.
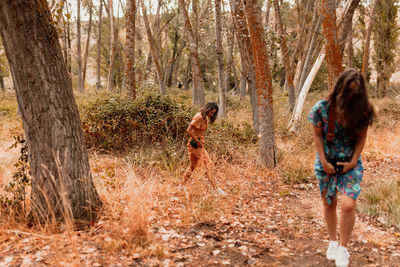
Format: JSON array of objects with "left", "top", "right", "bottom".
[
  {"left": 183, "top": 102, "right": 218, "bottom": 187},
  {"left": 308, "top": 69, "right": 375, "bottom": 267}
]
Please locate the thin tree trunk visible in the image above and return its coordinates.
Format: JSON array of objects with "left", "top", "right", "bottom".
[
  {"left": 82, "top": 1, "right": 93, "bottom": 88},
  {"left": 125, "top": 0, "right": 137, "bottom": 97},
  {"left": 361, "top": 0, "right": 378, "bottom": 79},
  {"left": 96, "top": 0, "right": 103, "bottom": 90},
  {"left": 338, "top": 0, "right": 360, "bottom": 53},
  {"left": 297, "top": 16, "right": 323, "bottom": 93},
  {"left": 178, "top": 0, "right": 205, "bottom": 106},
  {"left": 264, "top": 0, "right": 272, "bottom": 31},
  {"left": 273, "top": 0, "right": 295, "bottom": 111},
  {"left": 230, "top": 0, "right": 259, "bottom": 132},
  {"left": 106, "top": 0, "right": 116, "bottom": 91},
  {"left": 215, "top": 0, "right": 226, "bottom": 118},
  {"left": 77, "top": 0, "right": 83, "bottom": 91},
  {"left": 171, "top": 40, "right": 186, "bottom": 87},
  {"left": 239, "top": 59, "right": 247, "bottom": 97},
  {"left": 0, "top": 0, "right": 102, "bottom": 224},
  {"left": 140, "top": 0, "right": 166, "bottom": 95},
  {"left": 244, "top": 0, "right": 276, "bottom": 168},
  {"left": 288, "top": 50, "right": 325, "bottom": 132},
  {"left": 226, "top": 23, "right": 237, "bottom": 95}
]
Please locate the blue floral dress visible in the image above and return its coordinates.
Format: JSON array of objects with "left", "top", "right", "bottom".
[{"left": 308, "top": 100, "right": 363, "bottom": 204}]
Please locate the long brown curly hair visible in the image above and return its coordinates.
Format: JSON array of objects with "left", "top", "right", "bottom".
[
  {"left": 327, "top": 69, "right": 375, "bottom": 138},
  {"left": 200, "top": 102, "right": 219, "bottom": 124}
]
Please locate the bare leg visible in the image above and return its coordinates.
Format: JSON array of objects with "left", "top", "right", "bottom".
[
  {"left": 339, "top": 195, "right": 356, "bottom": 247},
  {"left": 202, "top": 149, "right": 216, "bottom": 188},
  {"left": 322, "top": 190, "right": 338, "bottom": 241},
  {"left": 183, "top": 147, "right": 201, "bottom": 184}
]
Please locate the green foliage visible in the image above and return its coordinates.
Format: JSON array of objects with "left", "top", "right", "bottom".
[
  {"left": 81, "top": 93, "right": 195, "bottom": 151},
  {"left": 0, "top": 135, "right": 31, "bottom": 215},
  {"left": 205, "top": 121, "right": 258, "bottom": 161}
]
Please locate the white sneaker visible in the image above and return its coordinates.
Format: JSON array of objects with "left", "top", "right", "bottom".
[
  {"left": 335, "top": 246, "right": 350, "bottom": 267},
  {"left": 326, "top": 241, "right": 338, "bottom": 260}
]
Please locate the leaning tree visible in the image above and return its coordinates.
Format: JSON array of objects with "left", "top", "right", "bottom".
[{"left": 0, "top": 0, "right": 102, "bottom": 225}]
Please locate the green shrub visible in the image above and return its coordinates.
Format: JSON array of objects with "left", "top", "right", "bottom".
[{"left": 80, "top": 93, "right": 195, "bottom": 151}]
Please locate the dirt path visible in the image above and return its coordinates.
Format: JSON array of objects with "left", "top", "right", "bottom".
[{"left": 1, "top": 145, "right": 400, "bottom": 266}]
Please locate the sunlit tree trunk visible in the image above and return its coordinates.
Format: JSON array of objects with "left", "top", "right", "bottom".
[
  {"left": 321, "top": 0, "right": 342, "bottom": 90},
  {"left": 215, "top": 0, "right": 226, "bottom": 118},
  {"left": 338, "top": 0, "right": 360, "bottom": 53},
  {"left": 125, "top": 0, "right": 137, "bottom": 97},
  {"left": 244, "top": 0, "right": 276, "bottom": 168},
  {"left": 0, "top": 0, "right": 102, "bottom": 224}
]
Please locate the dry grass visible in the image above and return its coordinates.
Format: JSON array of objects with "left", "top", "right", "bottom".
[{"left": 1, "top": 90, "right": 400, "bottom": 264}]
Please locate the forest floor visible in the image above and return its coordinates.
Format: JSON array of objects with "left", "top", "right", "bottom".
[{"left": 1, "top": 95, "right": 400, "bottom": 266}]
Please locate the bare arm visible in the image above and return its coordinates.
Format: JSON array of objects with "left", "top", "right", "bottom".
[
  {"left": 313, "top": 125, "right": 335, "bottom": 175},
  {"left": 187, "top": 124, "right": 203, "bottom": 147},
  {"left": 338, "top": 127, "right": 368, "bottom": 173}
]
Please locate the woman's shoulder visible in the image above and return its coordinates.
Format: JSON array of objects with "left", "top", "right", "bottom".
[
  {"left": 193, "top": 112, "right": 203, "bottom": 120},
  {"left": 312, "top": 99, "right": 329, "bottom": 110}
]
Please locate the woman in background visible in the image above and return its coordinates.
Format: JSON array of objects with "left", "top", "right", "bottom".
[{"left": 183, "top": 102, "right": 218, "bottom": 187}]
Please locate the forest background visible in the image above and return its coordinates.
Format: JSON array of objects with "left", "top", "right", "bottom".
[{"left": 0, "top": 0, "right": 400, "bottom": 266}]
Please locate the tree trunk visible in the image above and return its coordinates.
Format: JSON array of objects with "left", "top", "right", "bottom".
[
  {"left": 273, "top": 0, "right": 295, "bottom": 111},
  {"left": 297, "top": 16, "right": 323, "bottom": 93},
  {"left": 215, "top": 0, "right": 226, "bottom": 118},
  {"left": 125, "top": 0, "right": 137, "bottom": 97},
  {"left": 239, "top": 59, "right": 247, "bottom": 97},
  {"left": 171, "top": 39, "right": 186, "bottom": 87},
  {"left": 361, "top": 0, "right": 378, "bottom": 79},
  {"left": 264, "top": 0, "right": 272, "bottom": 31},
  {"left": 106, "top": 0, "right": 116, "bottom": 91},
  {"left": 0, "top": 0, "right": 102, "bottom": 225},
  {"left": 338, "top": 0, "right": 360, "bottom": 53},
  {"left": 77, "top": 0, "right": 83, "bottom": 91},
  {"left": 82, "top": 1, "right": 93, "bottom": 88},
  {"left": 140, "top": 0, "right": 166, "bottom": 95},
  {"left": 178, "top": 0, "right": 205, "bottom": 106},
  {"left": 288, "top": 50, "right": 325, "bottom": 132},
  {"left": 321, "top": 0, "right": 342, "bottom": 91},
  {"left": 96, "top": 0, "right": 103, "bottom": 90},
  {"left": 244, "top": 0, "right": 276, "bottom": 168},
  {"left": 230, "top": 0, "right": 258, "bottom": 132},
  {"left": 225, "top": 23, "right": 236, "bottom": 95}
]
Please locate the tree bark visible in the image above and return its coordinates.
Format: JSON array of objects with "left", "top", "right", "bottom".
[
  {"left": 140, "top": 0, "right": 166, "bottom": 95},
  {"left": 178, "top": 0, "right": 205, "bottom": 106},
  {"left": 0, "top": 0, "right": 102, "bottom": 224},
  {"left": 361, "top": 0, "right": 378, "bottom": 79},
  {"left": 125, "top": 0, "right": 137, "bottom": 97},
  {"left": 273, "top": 0, "right": 295, "bottom": 111},
  {"left": 82, "top": 1, "right": 93, "bottom": 89},
  {"left": 77, "top": 0, "right": 83, "bottom": 91},
  {"left": 215, "top": 0, "right": 226, "bottom": 118},
  {"left": 338, "top": 0, "right": 360, "bottom": 53},
  {"left": 244, "top": 0, "right": 276, "bottom": 168},
  {"left": 230, "top": 0, "right": 258, "bottom": 132},
  {"left": 96, "top": 0, "right": 103, "bottom": 90},
  {"left": 321, "top": 0, "right": 342, "bottom": 91},
  {"left": 106, "top": 0, "right": 116, "bottom": 91}
]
